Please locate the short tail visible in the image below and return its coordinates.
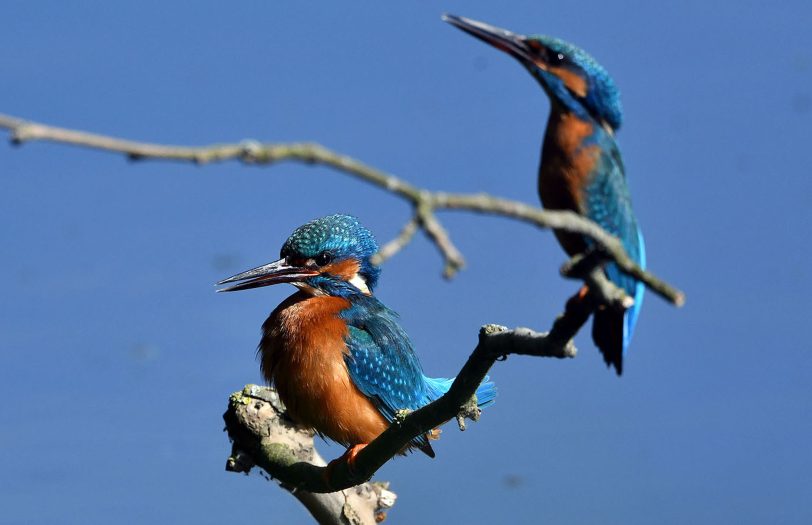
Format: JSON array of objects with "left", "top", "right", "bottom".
[
  {"left": 424, "top": 376, "right": 497, "bottom": 408},
  {"left": 595, "top": 228, "right": 646, "bottom": 375},
  {"left": 474, "top": 377, "right": 497, "bottom": 407},
  {"left": 592, "top": 277, "right": 645, "bottom": 376},
  {"left": 415, "top": 376, "right": 496, "bottom": 458},
  {"left": 592, "top": 307, "right": 625, "bottom": 375}
]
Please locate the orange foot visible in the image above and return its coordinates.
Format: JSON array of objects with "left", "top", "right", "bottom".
[
  {"left": 323, "top": 443, "right": 368, "bottom": 489},
  {"left": 343, "top": 443, "right": 367, "bottom": 474}
]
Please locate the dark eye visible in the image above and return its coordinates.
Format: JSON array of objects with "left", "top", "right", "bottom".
[
  {"left": 314, "top": 252, "right": 332, "bottom": 266},
  {"left": 551, "top": 52, "right": 566, "bottom": 64}
]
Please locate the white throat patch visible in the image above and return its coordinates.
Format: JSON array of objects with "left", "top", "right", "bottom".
[
  {"left": 349, "top": 273, "right": 371, "bottom": 295},
  {"left": 294, "top": 272, "right": 370, "bottom": 296}
]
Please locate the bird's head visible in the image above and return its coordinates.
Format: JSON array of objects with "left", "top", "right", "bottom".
[
  {"left": 443, "top": 14, "right": 622, "bottom": 132},
  {"left": 217, "top": 214, "right": 380, "bottom": 296}
]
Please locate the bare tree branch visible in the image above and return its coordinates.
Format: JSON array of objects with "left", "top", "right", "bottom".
[
  {"left": 224, "top": 386, "right": 396, "bottom": 525},
  {"left": 0, "top": 113, "right": 685, "bottom": 307}
]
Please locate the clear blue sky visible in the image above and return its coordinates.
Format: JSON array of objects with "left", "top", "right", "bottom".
[{"left": 1, "top": 1, "right": 810, "bottom": 524}]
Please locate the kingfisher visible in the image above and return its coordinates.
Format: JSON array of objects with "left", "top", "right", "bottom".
[
  {"left": 444, "top": 14, "right": 646, "bottom": 375},
  {"left": 218, "top": 214, "right": 496, "bottom": 466}
]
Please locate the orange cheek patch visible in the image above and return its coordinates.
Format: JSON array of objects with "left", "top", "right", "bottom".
[
  {"left": 548, "top": 66, "right": 588, "bottom": 98},
  {"left": 322, "top": 259, "right": 361, "bottom": 281}
]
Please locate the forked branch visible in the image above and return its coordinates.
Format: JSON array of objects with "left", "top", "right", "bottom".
[{"left": 0, "top": 113, "right": 685, "bottom": 306}]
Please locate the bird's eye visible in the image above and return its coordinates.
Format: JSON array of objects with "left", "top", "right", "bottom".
[
  {"left": 552, "top": 52, "right": 565, "bottom": 63},
  {"left": 314, "top": 252, "right": 332, "bottom": 266}
]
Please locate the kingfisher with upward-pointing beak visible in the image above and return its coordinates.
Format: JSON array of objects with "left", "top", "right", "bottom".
[{"left": 445, "top": 14, "right": 646, "bottom": 375}]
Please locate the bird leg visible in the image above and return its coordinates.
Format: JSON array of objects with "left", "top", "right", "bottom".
[
  {"left": 324, "top": 443, "right": 368, "bottom": 488},
  {"left": 342, "top": 443, "right": 368, "bottom": 473},
  {"left": 546, "top": 285, "right": 594, "bottom": 347}
]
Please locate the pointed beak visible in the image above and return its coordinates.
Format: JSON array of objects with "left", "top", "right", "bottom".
[
  {"left": 442, "top": 14, "right": 533, "bottom": 64},
  {"left": 216, "top": 257, "right": 320, "bottom": 292}
]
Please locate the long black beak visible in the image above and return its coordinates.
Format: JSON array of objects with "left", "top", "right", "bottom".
[
  {"left": 442, "top": 14, "right": 533, "bottom": 64},
  {"left": 216, "top": 257, "right": 319, "bottom": 292}
]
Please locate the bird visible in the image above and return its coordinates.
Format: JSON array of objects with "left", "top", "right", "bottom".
[
  {"left": 217, "top": 214, "right": 496, "bottom": 468},
  {"left": 444, "top": 14, "right": 646, "bottom": 375}
]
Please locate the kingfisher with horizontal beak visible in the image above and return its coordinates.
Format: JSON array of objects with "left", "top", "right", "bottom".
[
  {"left": 218, "top": 214, "right": 496, "bottom": 467},
  {"left": 445, "top": 14, "right": 646, "bottom": 375}
]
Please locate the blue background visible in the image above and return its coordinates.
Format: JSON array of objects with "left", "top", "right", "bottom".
[{"left": 2, "top": 2, "right": 810, "bottom": 524}]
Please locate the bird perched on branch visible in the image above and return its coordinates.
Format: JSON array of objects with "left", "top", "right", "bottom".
[
  {"left": 444, "top": 14, "right": 645, "bottom": 375},
  {"left": 218, "top": 214, "right": 496, "bottom": 467}
]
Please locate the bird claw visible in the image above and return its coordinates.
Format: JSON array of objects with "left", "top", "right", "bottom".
[
  {"left": 344, "top": 443, "right": 367, "bottom": 475},
  {"left": 324, "top": 443, "right": 368, "bottom": 488}
]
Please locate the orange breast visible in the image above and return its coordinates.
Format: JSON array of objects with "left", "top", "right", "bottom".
[
  {"left": 259, "top": 291, "right": 389, "bottom": 447},
  {"left": 539, "top": 111, "right": 601, "bottom": 256}
]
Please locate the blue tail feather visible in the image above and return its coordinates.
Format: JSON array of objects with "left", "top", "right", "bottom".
[
  {"left": 424, "top": 375, "right": 497, "bottom": 408},
  {"left": 475, "top": 376, "right": 497, "bottom": 407},
  {"left": 623, "top": 228, "right": 646, "bottom": 354},
  {"left": 594, "top": 227, "right": 646, "bottom": 375}
]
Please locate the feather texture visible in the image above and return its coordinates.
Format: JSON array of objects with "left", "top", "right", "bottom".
[{"left": 342, "top": 294, "right": 496, "bottom": 453}]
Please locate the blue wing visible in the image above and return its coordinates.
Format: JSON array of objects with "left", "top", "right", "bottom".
[
  {"left": 340, "top": 295, "right": 496, "bottom": 450},
  {"left": 340, "top": 296, "right": 438, "bottom": 450},
  {"left": 584, "top": 133, "right": 645, "bottom": 370}
]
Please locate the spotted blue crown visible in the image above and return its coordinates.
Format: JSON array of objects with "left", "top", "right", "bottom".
[{"left": 281, "top": 214, "right": 381, "bottom": 290}]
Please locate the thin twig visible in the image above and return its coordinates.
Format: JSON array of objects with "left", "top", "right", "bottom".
[
  {"left": 416, "top": 201, "right": 466, "bottom": 278},
  {"left": 370, "top": 215, "right": 419, "bottom": 266},
  {"left": 0, "top": 113, "right": 685, "bottom": 306}
]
